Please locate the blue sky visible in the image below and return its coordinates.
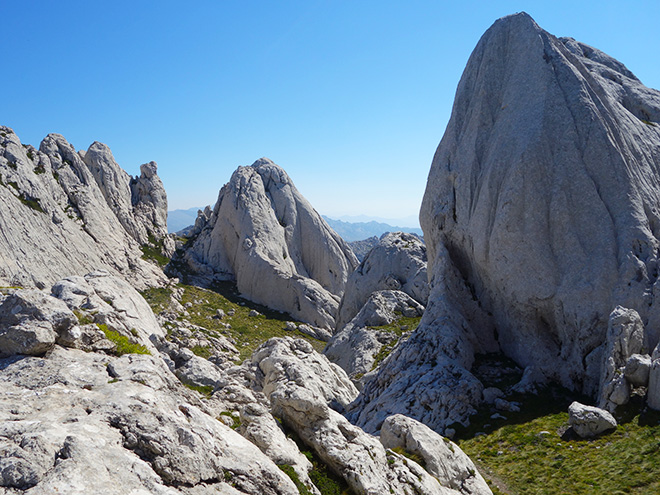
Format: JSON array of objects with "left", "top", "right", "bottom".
[{"left": 3, "top": 1, "right": 659, "bottom": 226}]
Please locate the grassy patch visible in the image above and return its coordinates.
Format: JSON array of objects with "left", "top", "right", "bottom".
[
  {"left": 191, "top": 344, "right": 212, "bottom": 359},
  {"left": 98, "top": 324, "right": 151, "bottom": 356},
  {"left": 368, "top": 315, "right": 421, "bottom": 371},
  {"left": 218, "top": 411, "right": 242, "bottom": 430},
  {"left": 184, "top": 382, "right": 214, "bottom": 397},
  {"left": 147, "top": 282, "right": 327, "bottom": 361},
  {"left": 458, "top": 388, "right": 660, "bottom": 494},
  {"left": 140, "top": 237, "right": 170, "bottom": 267},
  {"left": 73, "top": 310, "right": 94, "bottom": 325},
  {"left": 278, "top": 464, "right": 314, "bottom": 495}
]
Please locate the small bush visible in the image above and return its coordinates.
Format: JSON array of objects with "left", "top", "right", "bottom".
[{"left": 278, "top": 464, "right": 314, "bottom": 495}]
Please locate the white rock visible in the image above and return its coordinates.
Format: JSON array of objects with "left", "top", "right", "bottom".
[
  {"left": 568, "top": 401, "right": 617, "bottom": 438},
  {"left": 380, "top": 414, "right": 492, "bottom": 495},
  {"left": 624, "top": 353, "right": 652, "bottom": 386},
  {"left": 181, "top": 158, "right": 358, "bottom": 330},
  {"left": 324, "top": 290, "right": 423, "bottom": 378},
  {"left": 0, "top": 129, "right": 167, "bottom": 290},
  {"left": 336, "top": 232, "right": 428, "bottom": 331}
]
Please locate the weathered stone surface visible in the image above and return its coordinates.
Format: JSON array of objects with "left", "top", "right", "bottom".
[
  {"left": 52, "top": 271, "right": 165, "bottom": 353},
  {"left": 568, "top": 401, "right": 617, "bottom": 438},
  {"left": 336, "top": 232, "right": 428, "bottom": 331},
  {"left": 0, "top": 346, "right": 299, "bottom": 494},
  {"left": 0, "top": 128, "right": 168, "bottom": 290},
  {"left": 624, "top": 353, "right": 652, "bottom": 387},
  {"left": 380, "top": 414, "right": 492, "bottom": 495},
  {"left": 0, "top": 289, "right": 76, "bottom": 357},
  {"left": 358, "top": 12, "right": 660, "bottom": 430},
  {"left": 599, "top": 306, "right": 645, "bottom": 411},
  {"left": 251, "top": 337, "right": 358, "bottom": 411},
  {"left": 324, "top": 290, "right": 424, "bottom": 379},
  {"left": 251, "top": 338, "right": 461, "bottom": 495},
  {"left": 180, "top": 158, "right": 358, "bottom": 330}
]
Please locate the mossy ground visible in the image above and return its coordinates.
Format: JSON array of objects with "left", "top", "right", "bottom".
[
  {"left": 456, "top": 363, "right": 660, "bottom": 495},
  {"left": 141, "top": 281, "right": 327, "bottom": 361}
]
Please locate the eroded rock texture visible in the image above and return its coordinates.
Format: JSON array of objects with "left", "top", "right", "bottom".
[
  {"left": 181, "top": 158, "right": 358, "bottom": 330},
  {"left": 355, "top": 12, "right": 660, "bottom": 430},
  {"left": 0, "top": 128, "right": 169, "bottom": 289}
]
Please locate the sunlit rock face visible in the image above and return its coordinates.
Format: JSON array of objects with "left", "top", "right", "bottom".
[
  {"left": 0, "top": 128, "right": 169, "bottom": 290},
  {"left": 353, "top": 12, "right": 660, "bottom": 431},
  {"left": 182, "top": 158, "right": 358, "bottom": 330}
]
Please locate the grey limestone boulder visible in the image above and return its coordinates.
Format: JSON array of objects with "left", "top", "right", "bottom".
[
  {"left": 598, "top": 306, "right": 645, "bottom": 411},
  {"left": 568, "top": 401, "right": 617, "bottom": 438},
  {"left": 181, "top": 158, "right": 358, "bottom": 330},
  {"left": 380, "top": 414, "right": 492, "bottom": 495}
]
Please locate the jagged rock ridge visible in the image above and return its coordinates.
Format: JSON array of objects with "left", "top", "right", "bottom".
[
  {"left": 353, "top": 12, "right": 660, "bottom": 432},
  {"left": 179, "top": 158, "right": 358, "bottom": 330},
  {"left": 0, "top": 127, "right": 171, "bottom": 290}
]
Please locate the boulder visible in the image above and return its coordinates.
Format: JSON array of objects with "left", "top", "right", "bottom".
[
  {"left": 568, "top": 401, "right": 617, "bottom": 438},
  {"left": 380, "top": 414, "right": 492, "bottom": 495},
  {"left": 599, "top": 307, "right": 645, "bottom": 411},
  {"left": 336, "top": 232, "right": 428, "bottom": 331},
  {"left": 0, "top": 289, "right": 76, "bottom": 357},
  {"left": 180, "top": 158, "right": 358, "bottom": 330},
  {"left": 251, "top": 338, "right": 463, "bottom": 495},
  {"left": 624, "top": 353, "right": 652, "bottom": 387}
]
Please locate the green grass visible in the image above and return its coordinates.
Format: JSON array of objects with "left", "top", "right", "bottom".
[
  {"left": 98, "top": 324, "right": 151, "bottom": 356},
  {"left": 218, "top": 411, "right": 242, "bottom": 430},
  {"left": 458, "top": 389, "right": 660, "bottom": 494},
  {"left": 140, "top": 237, "right": 170, "bottom": 267},
  {"left": 368, "top": 315, "right": 421, "bottom": 370},
  {"left": 142, "top": 282, "right": 327, "bottom": 361},
  {"left": 278, "top": 464, "right": 314, "bottom": 495},
  {"left": 389, "top": 446, "right": 426, "bottom": 468},
  {"left": 191, "top": 344, "right": 212, "bottom": 359},
  {"left": 184, "top": 382, "right": 214, "bottom": 397}
]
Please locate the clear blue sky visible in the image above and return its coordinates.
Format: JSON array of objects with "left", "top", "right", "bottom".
[{"left": 3, "top": 1, "right": 659, "bottom": 226}]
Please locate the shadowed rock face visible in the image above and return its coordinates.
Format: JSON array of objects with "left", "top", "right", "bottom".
[
  {"left": 182, "top": 158, "right": 358, "bottom": 330},
  {"left": 353, "top": 12, "right": 660, "bottom": 431},
  {"left": 0, "top": 128, "right": 169, "bottom": 290}
]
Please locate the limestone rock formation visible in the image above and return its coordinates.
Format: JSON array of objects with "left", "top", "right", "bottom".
[
  {"left": 0, "top": 127, "right": 170, "bottom": 289},
  {"left": 324, "top": 289, "right": 424, "bottom": 381},
  {"left": 380, "top": 414, "right": 491, "bottom": 495},
  {"left": 180, "top": 158, "right": 358, "bottom": 329},
  {"left": 335, "top": 232, "right": 428, "bottom": 332},
  {"left": 250, "top": 338, "right": 467, "bottom": 495},
  {"left": 355, "top": 12, "right": 660, "bottom": 430}
]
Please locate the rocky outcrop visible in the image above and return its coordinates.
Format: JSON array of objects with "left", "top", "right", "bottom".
[
  {"left": 324, "top": 290, "right": 424, "bottom": 380},
  {"left": 380, "top": 414, "right": 491, "bottom": 495},
  {"left": 0, "top": 127, "right": 170, "bottom": 289},
  {"left": 250, "top": 338, "right": 467, "bottom": 495},
  {"left": 355, "top": 12, "right": 660, "bottom": 430},
  {"left": 180, "top": 158, "right": 358, "bottom": 330},
  {"left": 0, "top": 347, "right": 299, "bottom": 494},
  {"left": 335, "top": 232, "right": 428, "bottom": 331}
]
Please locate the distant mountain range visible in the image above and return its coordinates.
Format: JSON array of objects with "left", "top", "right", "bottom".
[
  {"left": 168, "top": 208, "right": 423, "bottom": 242},
  {"left": 321, "top": 216, "right": 422, "bottom": 242}
]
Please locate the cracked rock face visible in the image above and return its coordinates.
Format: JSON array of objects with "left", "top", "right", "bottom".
[
  {"left": 355, "top": 12, "right": 660, "bottom": 431},
  {"left": 181, "top": 158, "right": 358, "bottom": 330},
  {"left": 0, "top": 347, "right": 299, "bottom": 495},
  {"left": 0, "top": 128, "right": 168, "bottom": 290}
]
